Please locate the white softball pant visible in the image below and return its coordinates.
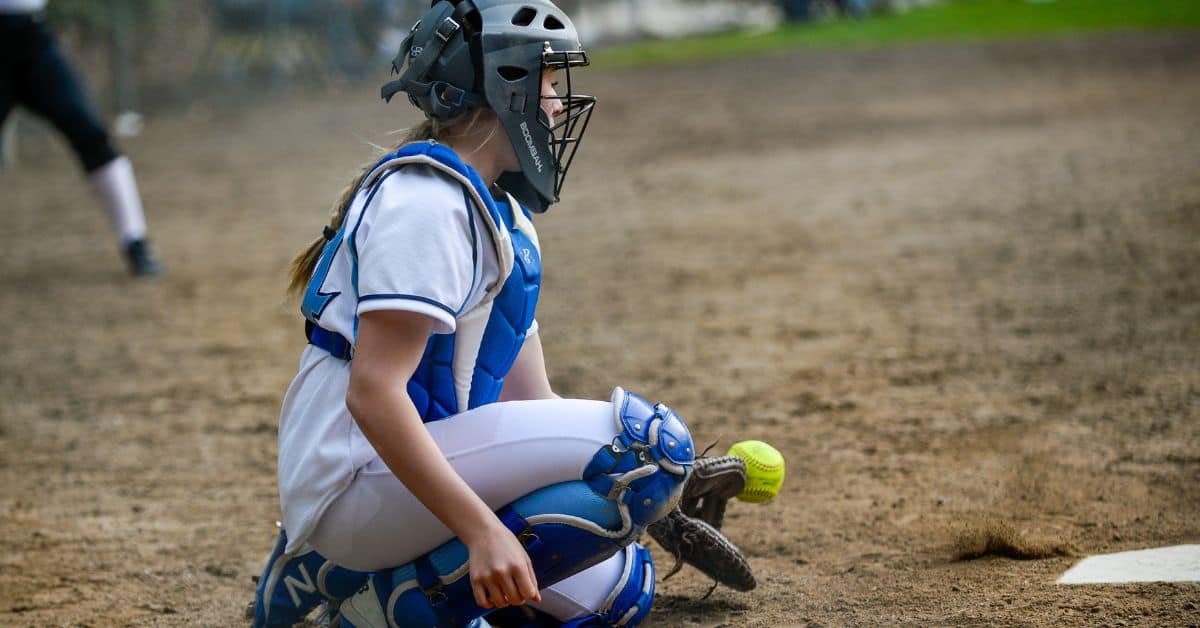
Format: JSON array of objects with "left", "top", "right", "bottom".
[{"left": 308, "top": 398, "right": 632, "bottom": 621}]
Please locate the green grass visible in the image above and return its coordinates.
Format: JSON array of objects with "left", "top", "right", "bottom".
[{"left": 596, "top": 0, "right": 1200, "bottom": 66}]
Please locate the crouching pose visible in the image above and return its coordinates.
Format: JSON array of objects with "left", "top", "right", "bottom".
[{"left": 251, "top": 1, "right": 694, "bottom": 625}]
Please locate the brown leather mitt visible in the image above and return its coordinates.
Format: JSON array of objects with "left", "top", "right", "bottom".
[
  {"left": 647, "top": 508, "right": 757, "bottom": 595},
  {"left": 646, "top": 456, "right": 756, "bottom": 595},
  {"left": 680, "top": 455, "right": 747, "bottom": 530}
]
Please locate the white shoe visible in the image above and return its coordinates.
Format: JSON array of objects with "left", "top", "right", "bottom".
[{"left": 336, "top": 578, "right": 389, "bottom": 628}]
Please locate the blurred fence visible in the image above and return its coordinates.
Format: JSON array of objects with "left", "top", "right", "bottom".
[
  {"left": 40, "top": 0, "right": 792, "bottom": 113},
  {"left": 1, "top": 0, "right": 921, "bottom": 167},
  {"left": 32, "top": 0, "right": 925, "bottom": 113},
  {"left": 38, "top": 0, "right": 417, "bottom": 114}
]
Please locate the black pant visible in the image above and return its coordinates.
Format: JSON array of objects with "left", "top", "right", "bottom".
[{"left": 0, "top": 12, "right": 119, "bottom": 173}]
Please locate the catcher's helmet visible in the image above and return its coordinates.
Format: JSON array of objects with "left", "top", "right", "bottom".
[{"left": 381, "top": 0, "right": 595, "bottom": 213}]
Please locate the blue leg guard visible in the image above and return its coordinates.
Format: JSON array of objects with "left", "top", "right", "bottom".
[
  {"left": 484, "top": 543, "right": 656, "bottom": 627},
  {"left": 339, "top": 388, "right": 692, "bottom": 628},
  {"left": 252, "top": 528, "right": 370, "bottom": 627},
  {"left": 561, "top": 543, "right": 656, "bottom": 627}
]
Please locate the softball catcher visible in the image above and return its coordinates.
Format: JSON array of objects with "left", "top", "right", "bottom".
[{"left": 250, "top": 2, "right": 752, "bottom": 626}]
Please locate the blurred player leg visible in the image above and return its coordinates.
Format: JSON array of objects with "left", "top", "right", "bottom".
[
  {"left": 19, "top": 16, "right": 161, "bottom": 276},
  {"left": 1, "top": 12, "right": 26, "bottom": 148},
  {"left": 88, "top": 157, "right": 159, "bottom": 275}
]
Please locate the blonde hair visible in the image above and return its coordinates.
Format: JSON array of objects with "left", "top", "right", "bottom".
[{"left": 286, "top": 111, "right": 493, "bottom": 297}]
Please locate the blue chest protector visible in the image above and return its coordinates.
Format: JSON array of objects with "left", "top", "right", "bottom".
[
  {"left": 305, "top": 142, "right": 541, "bottom": 421},
  {"left": 406, "top": 172, "right": 542, "bottom": 420}
]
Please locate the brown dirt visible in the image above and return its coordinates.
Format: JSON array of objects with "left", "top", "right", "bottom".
[{"left": 2, "top": 31, "right": 1199, "bottom": 627}]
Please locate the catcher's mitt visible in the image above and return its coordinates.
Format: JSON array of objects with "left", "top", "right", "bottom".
[
  {"left": 645, "top": 456, "right": 755, "bottom": 596},
  {"left": 679, "top": 455, "right": 748, "bottom": 530},
  {"left": 647, "top": 509, "right": 757, "bottom": 595}
]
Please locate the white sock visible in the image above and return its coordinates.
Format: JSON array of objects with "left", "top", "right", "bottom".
[{"left": 88, "top": 156, "right": 148, "bottom": 245}]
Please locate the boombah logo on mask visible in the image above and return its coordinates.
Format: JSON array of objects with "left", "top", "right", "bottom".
[{"left": 519, "top": 121, "right": 544, "bottom": 173}]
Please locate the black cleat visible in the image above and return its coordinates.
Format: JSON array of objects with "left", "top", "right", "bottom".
[{"left": 124, "top": 238, "right": 162, "bottom": 277}]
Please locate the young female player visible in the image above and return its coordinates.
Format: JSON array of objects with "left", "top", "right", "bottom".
[
  {"left": 251, "top": 1, "right": 695, "bottom": 626},
  {"left": 0, "top": 0, "right": 161, "bottom": 276}
]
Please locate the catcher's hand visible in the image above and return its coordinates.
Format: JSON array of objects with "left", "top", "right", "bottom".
[
  {"left": 680, "top": 455, "right": 747, "bottom": 530},
  {"left": 647, "top": 509, "right": 757, "bottom": 594}
]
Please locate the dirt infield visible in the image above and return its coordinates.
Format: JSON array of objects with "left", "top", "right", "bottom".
[{"left": 2, "top": 31, "right": 1198, "bottom": 626}]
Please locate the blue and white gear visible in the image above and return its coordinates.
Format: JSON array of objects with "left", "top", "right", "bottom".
[
  {"left": 583, "top": 388, "right": 694, "bottom": 526},
  {"left": 381, "top": 0, "right": 596, "bottom": 213},
  {"left": 280, "top": 141, "right": 543, "bottom": 557},
  {"left": 302, "top": 141, "right": 540, "bottom": 421},
  {"left": 395, "top": 147, "right": 543, "bottom": 419},
  {"left": 560, "top": 543, "right": 656, "bottom": 627},
  {"left": 251, "top": 528, "right": 369, "bottom": 627},
  {"left": 336, "top": 389, "right": 690, "bottom": 628},
  {"left": 262, "top": 141, "right": 544, "bottom": 625},
  {"left": 487, "top": 543, "right": 655, "bottom": 627}
]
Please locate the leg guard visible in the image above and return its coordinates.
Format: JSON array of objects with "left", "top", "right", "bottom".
[
  {"left": 252, "top": 528, "right": 370, "bottom": 627},
  {"left": 339, "top": 388, "right": 692, "bottom": 628},
  {"left": 561, "top": 543, "right": 655, "bottom": 627},
  {"left": 485, "top": 543, "right": 655, "bottom": 627}
]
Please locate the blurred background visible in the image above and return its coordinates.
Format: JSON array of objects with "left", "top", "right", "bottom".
[
  {"left": 3, "top": 0, "right": 1196, "bottom": 151},
  {"left": 2, "top": 1, "right": 1198, "bottom": 625},
  {"left": 4, "top": 0, "right": 880, "bottom": 122}
]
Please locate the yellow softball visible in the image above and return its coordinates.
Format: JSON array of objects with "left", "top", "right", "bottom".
[{"left": 727, "top": 440, "right": 786, "bottom": 504}]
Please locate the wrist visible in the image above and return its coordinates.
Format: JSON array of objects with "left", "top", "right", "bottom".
[{"left": 458, "top": 512, "right": 509, "bottom": 547}]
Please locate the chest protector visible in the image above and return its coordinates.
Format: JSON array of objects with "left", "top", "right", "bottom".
[{"left": 311, "top": 142, "right": 541, "bottom": 422}]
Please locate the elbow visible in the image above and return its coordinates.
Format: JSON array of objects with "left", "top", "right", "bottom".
[
  {"left": 344, "top": 383, "right": 366, "bottom": 424},
  {"left": 345, "top": 374, "right": 382, "bottom": 429},
  {"left": 345, "top": 370, "right": 416, "bottom": 431}
]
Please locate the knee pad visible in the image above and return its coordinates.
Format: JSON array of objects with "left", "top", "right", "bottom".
[
  {"left": 561, "top": 543, "right": 655, "bottom": 627},
  {"left": 582, "top": 387, "right": 694, "bottom": 527},
  {"left": 252, "top": 529, "right": 370, "bottom": 627},
  {"left": 339, "top": 388, "right": 692, "bottom": 628}
]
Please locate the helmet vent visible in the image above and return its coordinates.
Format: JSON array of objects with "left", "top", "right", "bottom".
[
  {"left": 498, "top": 66, "right": 529, "bottom": 82},
  {"left": 543, "top": 15, "right": 565, "bottom": 30},
  {"left": 512, "top": 7, "right": 537, "bottom": 26}
]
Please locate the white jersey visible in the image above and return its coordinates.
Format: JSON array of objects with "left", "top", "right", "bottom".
[
  {"left": 304, "top": 162, "right": 501, "bottom": 337},
  {"left": 0, "top": 0, "right": 47, "bottom": 14},
  {"left": 278, "top": 161, "right": 517, "bottom": 553}
]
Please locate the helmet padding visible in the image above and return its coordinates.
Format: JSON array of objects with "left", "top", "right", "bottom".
[{"left": 381, "top": 0, "right": 595, "bottom": 213}]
